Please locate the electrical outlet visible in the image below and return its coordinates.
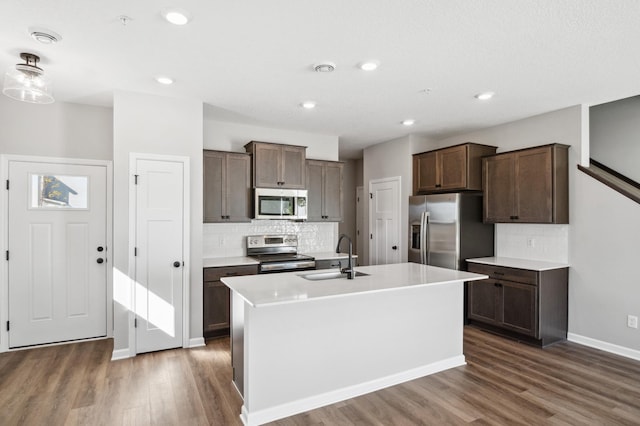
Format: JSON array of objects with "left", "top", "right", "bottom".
[
  {"left": 526, "top": 237, "right": 535, "bottom": 248},
  {"left": 627, "top": 315, "right": 638, "bottom": 329}
]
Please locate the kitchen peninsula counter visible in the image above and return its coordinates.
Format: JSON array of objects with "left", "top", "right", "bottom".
[{"left": 222, "top": 263, "right": 487, "bottom": 426}]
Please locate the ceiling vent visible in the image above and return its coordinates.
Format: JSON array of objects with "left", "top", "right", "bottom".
[{"left": 314, "top": 62, "right": 336, "bottom": 73}]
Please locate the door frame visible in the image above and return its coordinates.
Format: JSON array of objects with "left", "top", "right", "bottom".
[
  {"left": 368, "top": 176, "right": 402, "bottom": 265},
  {"left": 0, "top": 154, "right": 113, "bottom": 353},
  {"left": 128, "top": 153, "right": 191, "bottom": 357}
]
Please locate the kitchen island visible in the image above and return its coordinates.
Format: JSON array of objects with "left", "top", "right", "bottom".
[{"left": 222, "top": 262, "right": 487, "bottom": 426}]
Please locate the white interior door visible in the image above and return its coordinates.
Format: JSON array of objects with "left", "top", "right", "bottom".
[
  {"left": 369, "top": 177, "right": 401, "bottom": 265},
  {"left": 7, "top": 160, "right": 107, "bottom": 348},
  {"left": 134, "top": 158, "right": 184, "bottom": 354}
]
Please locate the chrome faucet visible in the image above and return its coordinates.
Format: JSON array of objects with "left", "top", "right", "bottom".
[{"left": 336, "top": 234, "right": 355, "bottom": 279}]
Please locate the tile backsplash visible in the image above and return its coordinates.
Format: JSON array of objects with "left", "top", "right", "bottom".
[
  {"left": 495, "top": 223, "right": 569, "bottom": 263},
  {"left": 203, "top": 220, "right": 338, "bottom": 258}
]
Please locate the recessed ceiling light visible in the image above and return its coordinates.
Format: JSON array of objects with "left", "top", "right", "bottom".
[
  {"left": 475, "top": 91, "right": 495, "bottom": 100},
  {"left": 359, "top": 61, "right": 379, "bottom": 71},
  {"left": 163, "top": 9, "right": 190, "bottom": 25},
  {"left": 156, "top": 76, "right": 174, "bottom": 85},
  {"left": 301, "top": 101, "right": 316, "bottom": 109},
  {"left": 313, "top": 62, "right": 336, "bottom": 73},
  {"left": 402, "top": 119, "right": 415, "bottom": 126}
]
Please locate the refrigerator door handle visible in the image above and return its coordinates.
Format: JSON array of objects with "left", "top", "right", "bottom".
[{"left": 421, "top": 211, "right": 430, "bottom": 264}]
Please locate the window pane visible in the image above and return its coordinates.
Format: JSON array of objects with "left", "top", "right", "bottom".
[{"left": 30, "top": 174, "right": 89, "bottom": 209}]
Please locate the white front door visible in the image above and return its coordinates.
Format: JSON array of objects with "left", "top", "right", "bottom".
[
  {"left": 369, "top": 177, "right": 401, "bottom": 265},
  {"left": 134, "top": 158, "right": 184, "bottom": 354},
  {"left": 7, "top": 160, "right": 107, "bottom": 348}
]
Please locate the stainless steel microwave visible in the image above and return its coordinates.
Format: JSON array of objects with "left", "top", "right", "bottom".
[{"left": 254, "top": 188, "right": 308, "bottom": 220}]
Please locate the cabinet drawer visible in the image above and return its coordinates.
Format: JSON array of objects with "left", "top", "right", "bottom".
[
  {"left": 204, "top": 265, "right": 259, "bottom": 282},
  {"left": 467, "top": 263, "right": 537, "bottom": 285}
]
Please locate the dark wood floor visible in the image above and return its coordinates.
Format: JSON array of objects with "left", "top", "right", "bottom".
[{"left": 1, "top": 327, "right": 640, "bottom": 425}]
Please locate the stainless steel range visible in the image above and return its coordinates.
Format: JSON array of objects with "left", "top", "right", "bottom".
[{"left": 246, "top": 234, "right": 315, "bottom": 273}]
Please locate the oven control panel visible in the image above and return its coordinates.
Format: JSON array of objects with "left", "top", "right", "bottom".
[{"left": 247, "top": 234, "right": 298, "bottom": 249}]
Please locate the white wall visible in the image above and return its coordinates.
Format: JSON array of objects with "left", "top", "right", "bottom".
[
  {"left": 0, "top": 96, "right": 113, "bottom": 160},
  {"left": 203, "top": 118, "right": 340, "bottom": 257},
  {"left": 113, "top": 91, "right": 203, "bottom": 351},
  {"left": 362, "top": 134, "right": 435, "bottom": 266},
  {"left": 590, "top": 95, "right": 640, "bottom": 182}
]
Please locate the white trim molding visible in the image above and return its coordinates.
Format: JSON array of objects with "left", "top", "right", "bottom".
[
  {"left": 188, "top": 337, "right": 206, "bottom": 348},
  {"left": 111, "top": 348, "right": 132, "bottom": 361},
  {"left": 568, "top": 333, "right": 640, "bottom": 362}
]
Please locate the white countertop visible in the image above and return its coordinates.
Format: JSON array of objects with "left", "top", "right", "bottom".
[
  {"left": 203, "top": 256, "right": 259, "bottom": 268},
  {"left": 222, "top": 262, "right": 487, "bottom": 307},
  {"left": 467, "top": 257, "right": 569, "bottom": 271}
]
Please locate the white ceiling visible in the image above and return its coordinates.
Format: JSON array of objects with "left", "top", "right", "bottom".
[{"left": 3, "top": 1, "right": 640, "bottom": 158}]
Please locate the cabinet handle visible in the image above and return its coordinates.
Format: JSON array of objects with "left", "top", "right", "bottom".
[
  {"left": 494, "top": 282, "right": 502, "bottom": 287},
  {"left": 494, "top": 271, "right": 504, "bottom": 276},
  {"left": 435, "top": 184, "right": 441, "bottom": 188},
  {"left": 225, "top": 272, "right": 239, "bottom": 277}
]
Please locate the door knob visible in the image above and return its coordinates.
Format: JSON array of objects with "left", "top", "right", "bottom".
[
  {"left": 392, "top": 245, "right": 398, "bottom": 250},
  {"left": 96, "top": 258, "right": 104, "bottom": 264},
  {"left": 97, "top": 246, "right": 104, "bottom": 252},
  {"left": 173, "top": 261, "right": 181, "bottom": 268}
]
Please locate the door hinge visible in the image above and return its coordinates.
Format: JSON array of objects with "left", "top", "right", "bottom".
[
  {"left": 6, "top": 321, "right": 9, "bottom": 332},
  {"left": 134, "top": 318, "right": 137, "bottom": 328},
  {"left": 134, "top": 247, "right": 137, "bottom": 256},
  {"left": 5, "top": 250, "right": 8, "bottom": 261},
  {"left": 134, "top": 174, "right": 139, "bottom": 185},
  {"left": 369, "top": 193, "right": 373, "bottom": 199},
  {"left": 357, "top": 230, "right": 360, "bottom": 236},
  {"left": 370, "top": 233, "right": 373, "bottom": 239},
  {"left": 5, "top": 180, "right": 9, "bottom": 190}
]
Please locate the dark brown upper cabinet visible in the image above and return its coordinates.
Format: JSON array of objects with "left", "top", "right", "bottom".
[
  {"left": 413, "top": 143, "right": 497, "bottom": 194},
  {"left": 306, "top": 160, "right": 344, "bottom": 222},
  {"left": 244, "top": 141, "right": 306, "bottom": 189},
  {"left": 483, "top": 144, "right": 569, "bottom": 224},
  {"left": 203, "top": 150, "right": 252, "bottom": 223}
]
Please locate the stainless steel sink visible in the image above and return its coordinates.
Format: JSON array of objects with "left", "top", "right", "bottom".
[{"left": 299, "top": 270, "right": 369, "bottom": 281}]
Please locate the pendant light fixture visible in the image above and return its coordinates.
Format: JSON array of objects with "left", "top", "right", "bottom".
[{"left": 3, "top": 53, "right": 54, "bottom": 104}]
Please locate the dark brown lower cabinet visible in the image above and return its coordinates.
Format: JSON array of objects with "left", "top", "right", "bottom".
[
  {"left": 203, "top": 264, "right": 258, "bottom": 339},
  {"left": 467, "top": 262, "right": 567, "bottom": 347}
]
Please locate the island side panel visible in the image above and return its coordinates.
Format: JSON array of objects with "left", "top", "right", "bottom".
[
  {"left": 242, "top": 281, "right": 465, "bottom": 424},
  {"left": 231, "top": 290, "right": 245, "bottom": 397}
]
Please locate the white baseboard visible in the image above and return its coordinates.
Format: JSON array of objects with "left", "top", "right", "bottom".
[
  {"left": 567, "top": 333, "right": 640, "bottom": 362},
  {"left": 189, "top": 337, "right": 206, "bottom": 348},
  {"left": 241, "top": 355, "right": 466, "bottom": 426},
  {"left": 111, "top": 348, "right": 132, "bottom": 361}
]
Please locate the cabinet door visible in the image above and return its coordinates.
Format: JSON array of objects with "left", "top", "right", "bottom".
[
  {"left": 415, "top": 152, "right": 438, "bottom": 192},
  {"left": 323, "top": 162, "right": 343, "bottom": 221},
  {"left": 306, "top": 160, "right": 324, "bottom": 221},
  {"left": 439, "top": 145, "right": 467, "bottom": 190},
  {"left": 203, "top": 280, "right": 230, "bottom": 333},
  {"left": 515, "top": 147, "right": 553, "bottom": 223},
  {"left": 500, "top": 281, "right": 538, "bottom": 337},
  {"left": 225, "top": 153, "right": 252, "bottom": 222},
  {"left": 281, "top": 145, "right": 306, "bottom": 189},
  {"left": 203, "top": 151, "right": 225, "bottom": 222},
  {"left": 254, "top": 143, "right": 282, "bottom": 188},
  {"left": 483, "top": 154, "right": 516, "bottom": 222},
  {"left": 468, "top": 279, "right": 499, "bottom": 324}
]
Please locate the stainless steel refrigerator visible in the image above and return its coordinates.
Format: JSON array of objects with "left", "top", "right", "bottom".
[{"left": 408, "top": 193, "right": 494, "bottom": 271}]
